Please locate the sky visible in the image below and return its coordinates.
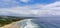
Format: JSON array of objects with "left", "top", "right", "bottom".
[{"left": 0, "top": 0, "right": 60, "bottom": 17}]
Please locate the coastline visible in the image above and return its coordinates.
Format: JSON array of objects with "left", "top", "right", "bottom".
[{"left": 0, "top": 21, "right": 20, "bottom": 28}]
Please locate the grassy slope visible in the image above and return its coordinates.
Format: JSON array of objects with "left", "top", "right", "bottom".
[{"left": 0, "top": 16, "right": 24, "bottom": 27}]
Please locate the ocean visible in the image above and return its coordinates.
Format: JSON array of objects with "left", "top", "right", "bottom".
[{"left": 16, "top": 17, "right": 60, "bottom": 28}]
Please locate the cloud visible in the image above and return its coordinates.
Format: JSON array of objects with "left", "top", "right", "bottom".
[
  {"left": 0, "top": 1, "right": 60, "bottom": 17},
  {"left": 0, "top": 5, "right": 44, "bottom": 17},
  {"left": 43, "top": 1, "right": 60, "bottom": 15},
  {"left": 0, "top": 0, "right": 19, "bottom": 8},
  {"left": 20, "top": 0, "right": 31, "bottom": 3}
]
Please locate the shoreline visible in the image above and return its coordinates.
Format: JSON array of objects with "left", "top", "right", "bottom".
[{"left": 0, "top": 21, "right": 21, "bottom": 28}]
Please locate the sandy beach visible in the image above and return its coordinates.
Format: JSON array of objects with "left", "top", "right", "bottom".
[{"left": 0, "top": 22, "right": 20, "bottom": 28}]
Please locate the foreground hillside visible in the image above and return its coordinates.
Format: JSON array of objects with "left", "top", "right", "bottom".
[
  {"left": 0, "top": 16, "right": 26, "bottom": 27},
  {"left": 0, "top": 21, "right": 20, "bottom": 28}
]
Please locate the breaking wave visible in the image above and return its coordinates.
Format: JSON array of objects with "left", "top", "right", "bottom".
[{"left": 18, "top": 19, "right": 39, "bottom": 28}]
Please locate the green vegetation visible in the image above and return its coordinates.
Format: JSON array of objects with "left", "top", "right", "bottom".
[{"left": 0, "top": 16, "right": 24, "bottom": 27}]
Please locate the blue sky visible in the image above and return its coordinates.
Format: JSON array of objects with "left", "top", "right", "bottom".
[
  {"left": 0, "top": 0, "right": 59, "bottom": 8},
  {"left": 0, "top": 0, "right": 60, "bottom": 17}
]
